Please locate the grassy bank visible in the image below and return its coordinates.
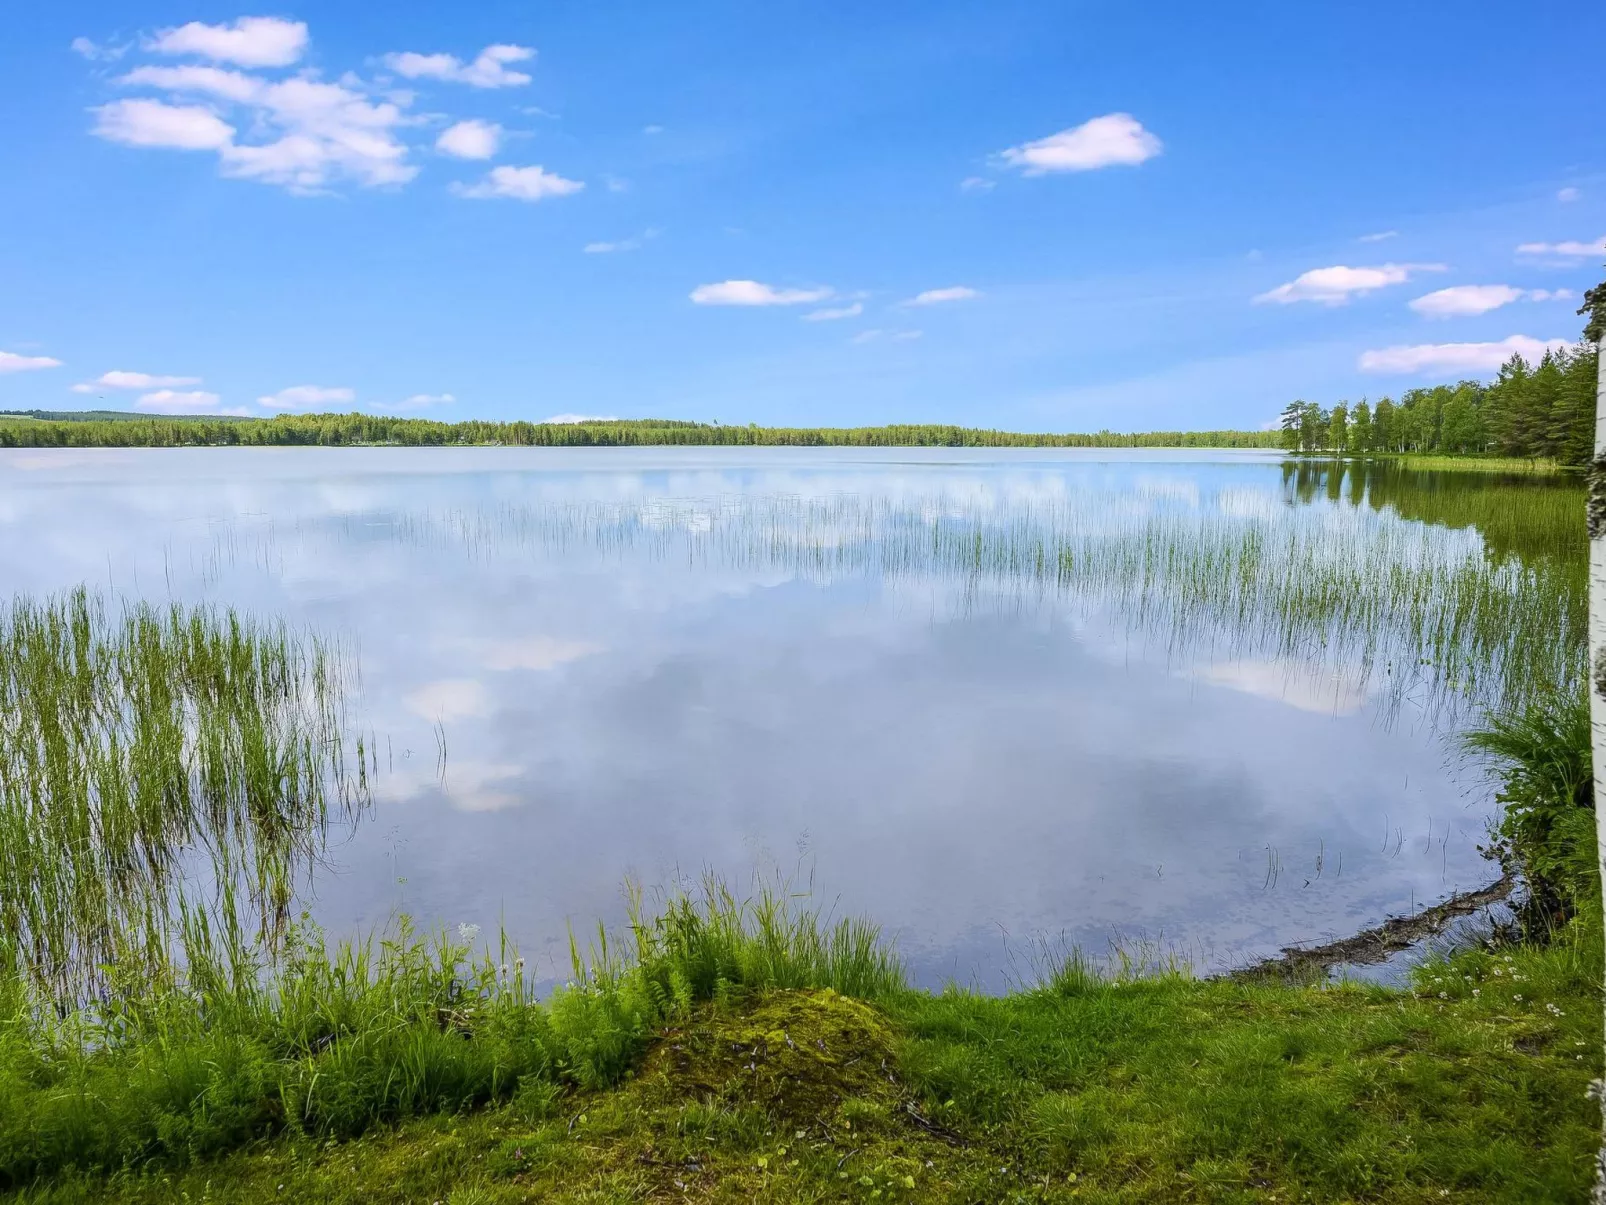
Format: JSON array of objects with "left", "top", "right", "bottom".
[{"left": 3, "top": 890, "right": 1599, "bottom": 1204}]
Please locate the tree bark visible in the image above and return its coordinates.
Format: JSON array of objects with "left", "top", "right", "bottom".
[{"left": 1591, "top": 342, "right": 1606, "bottom": 1201}]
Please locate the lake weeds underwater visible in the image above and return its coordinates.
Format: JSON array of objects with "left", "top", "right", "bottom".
[{"left": 0, "top": 446, "right": 1584, "bottom": 991}]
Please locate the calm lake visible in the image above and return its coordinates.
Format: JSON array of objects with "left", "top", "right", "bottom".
[{"left": 0, "top": 446, "right": 1584, "bottom": 989}]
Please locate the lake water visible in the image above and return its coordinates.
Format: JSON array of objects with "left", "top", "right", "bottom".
[{"left": 0, "top": 446, "right": 1582, "bottom": 989}]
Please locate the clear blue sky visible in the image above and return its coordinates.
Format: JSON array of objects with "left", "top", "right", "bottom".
[{"left": 1, "top": 2, "right": 1602, "bottom": 429}]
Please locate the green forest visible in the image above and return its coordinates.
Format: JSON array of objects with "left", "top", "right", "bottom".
[
  {"left": 0, "top": 413, "right": 1280, "bottom": 450},
  {"left": 1280, "top": 281, "right": 1604, "bottom": 464}
]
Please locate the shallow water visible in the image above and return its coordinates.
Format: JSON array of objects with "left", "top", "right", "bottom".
[{"left": 0, "top": 447, "right": 1583, "bottom": 990}]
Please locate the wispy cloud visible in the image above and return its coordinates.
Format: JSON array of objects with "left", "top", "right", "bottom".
[
  {"left": 0, "top": 351, "right": 63, "bottom": 374},
  {"left": 689, "top": 280, "right": 832, "bottom": 306},
  {"left": 1516, "top": 235, "right": 1606, "bottom": 259},
  {"left": 1254, "top": 263, "right": 1444, "bottom": 305},
  {"left": 959, "top": 176, "right": 995, "bottom": 192},
  {"left": 997, "top": 113, "right": 1161, "bottom": 175},
  {"left": 72, "top": 369, "right": 201, "bottom": 392},
  {"left": 583, "top": 228, "right": 660, "bottom": 254},
  {"left": 1359, "top": 334, "right": 1570, "bottom": 374},
  {"left": 1558, "top": 187, "right": 1581, "bottom": 203},
  {"left": 1357, "top": 230, "right": 1398, "bottom": 243},
  {"left": 452, "top": 165, "right": 584, "bottom": 201},
  {"left": 904, "top": 286, "right": 979, "bottom": 306},
  {"left": 803, "top": 302, "right": 863, "bottom": 321},
  {"left": 395, "top": 392, "right": 456, "bottom": 408},
  {"left": 542, "top": 413, "right": 618, "bottom": 423},
  {"left": 257, "top": 384, "right": 355, "bottom": 409},
  {"left": 383, "top": 44, "right": 534, "bottom": 89},
  {"left": 1408, "top": 284, "right": 1569, "bottom": 318}
]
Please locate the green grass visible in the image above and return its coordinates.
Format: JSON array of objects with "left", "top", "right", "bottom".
[{"left": 3, "top": 902, "right": 1598, "bottom": 1203}]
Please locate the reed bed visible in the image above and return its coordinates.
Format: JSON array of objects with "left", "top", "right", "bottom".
[
  {"left": 0, "top": 588, "right": 368, "bottom": 1005},
  {"left": 314, "top": 477, "right": 1582, "bottom": 720}
]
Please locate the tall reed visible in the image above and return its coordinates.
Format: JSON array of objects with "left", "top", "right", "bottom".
[{"left": 0, "top": 588, "right": 368, "bottom": 1004}]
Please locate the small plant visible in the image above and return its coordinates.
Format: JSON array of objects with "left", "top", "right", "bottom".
[{"left": 1464, "top": 687, "right": 1594, "bottom": 936}]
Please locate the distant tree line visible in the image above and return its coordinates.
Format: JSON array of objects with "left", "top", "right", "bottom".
[
  {"left": 0, "top": 413, "right": 1282, "bottom": 451},
  {"left": 1280, "top": 274, "right": 1605, "bottom": 466}
]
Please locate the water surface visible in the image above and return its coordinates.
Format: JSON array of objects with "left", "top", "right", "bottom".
[{"left": 0, "top": 447, "right": 1582, "bottom": 989}]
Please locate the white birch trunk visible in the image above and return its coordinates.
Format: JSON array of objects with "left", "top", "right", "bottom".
[{"left": 1591, "top": 343, "right": 1606, "bottom": 1201}]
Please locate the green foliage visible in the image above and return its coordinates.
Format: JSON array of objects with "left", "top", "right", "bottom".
[
  {"left": 1464, "top": 688, "right": 1595, "bottom": 935},
  {"left": 0, "top": 413, "right": 1283, "bottom": 450},
  {"left": 1286, "top": 340, "right": 1598, "bottom": 466}
]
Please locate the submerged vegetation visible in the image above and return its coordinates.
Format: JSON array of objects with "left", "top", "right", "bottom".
[{"left": 0, "top": 412, "right": 1284, "bottom": 450}]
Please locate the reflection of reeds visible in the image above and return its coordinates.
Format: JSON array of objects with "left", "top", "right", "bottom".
[
  {"left": 316, "top": 486, "right": 1582, "bottom": 719},
  {"left": 0, "top": 588, "right": 368, "bottom": 1004}
]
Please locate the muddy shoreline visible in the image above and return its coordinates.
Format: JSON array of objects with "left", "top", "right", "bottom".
[{"left": 1225, "top": 871, "right": 1516, "bottom": 983}]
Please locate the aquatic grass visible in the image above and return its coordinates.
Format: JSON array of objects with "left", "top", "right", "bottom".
[
  {"left": 0, "top": 588, "right": 368, "bottom": 1004},
  {"left": 328, "top": 477, "right": 1584, "bottom": 720}
]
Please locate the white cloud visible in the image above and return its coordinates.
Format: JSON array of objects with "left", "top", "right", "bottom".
[
  {"left": 541, "top": 413, "right": 618, "bottom": 423},
  {"left": 1408, "top": 285, "right": 1570, "bottom": 318},
  {"left": 435, "top": 119, "right": 501, "bottom": 159},
  {"left": 0, "top": 351, "right": 63, "bottom": 374},
  {"left": 689, "top": 280, "right": 832, "bottom": 306},
  {"left": 1358, "top": 334, "right": 1571, "bottom": 375},
  {"left": 150, "top": 17, "right": 308, "bottom": 68},
  {"left": 997, "top": 113, "right": 1161, "bottom": 175},
  {"left": 804, "top": 302, "right": 863, "bottom": 321},
  {"left": 257, "top": 385, "right": 356, "bottom": 409},
  {"left": 1357, "top": 230, "right": 1398, "bottom": 243},
  {"left": 72, "top": 370, "right": 202, "bottom": 392},
  {"left": 396, "top": 393, "right": 456, "bottom": 408},
  {"left": 106, "top": 68, "right": 417, "bottom": 192},
  {"left": 384, "top": 44, "right": 534, "bottom": 88},
  {"left": 959, "top": 176, "right": 995, "bottom": 192},
  {"left": 93, "top": 98, "right": 235, "bottom": 150},
  {"left": 1408, "top": 284, "right": 1525, "bottom": 318},
  {"left": 452, "top": 164, "right": 583, "bottom": 201},
  {"left": 1558, "top": 187, "right": 1581, "bottom": 203},
  {"left": 1253, "top": 262, "right": 1444, "bottom": 305},
  {"left": 121, "top": 64, "right": 264, "bottom": 102},
  {"left": 905, "top": 286, "right": 979, "bottom": 306},
  {"left": 642, "top": 124, "right": 664, "bottom": 135},
  {"left": 136, "top": 389, "right": 221, "bottom": 412},
  {"left": 1516, "top": 235, "right": 1606, "bottom": 258}
]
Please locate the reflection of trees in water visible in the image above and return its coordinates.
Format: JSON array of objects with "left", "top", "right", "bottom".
[{"left": 1279, "top": 460, "right": 1585, "bottom": 568}]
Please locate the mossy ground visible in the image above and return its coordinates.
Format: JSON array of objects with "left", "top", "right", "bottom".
[{"left": 13, "top": 932, "right": 1601, "bottom": 1205}]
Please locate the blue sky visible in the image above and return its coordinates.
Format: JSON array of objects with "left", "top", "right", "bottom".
[{"left": 1, "top": 2, "right": 1602, "bottom": 430}]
